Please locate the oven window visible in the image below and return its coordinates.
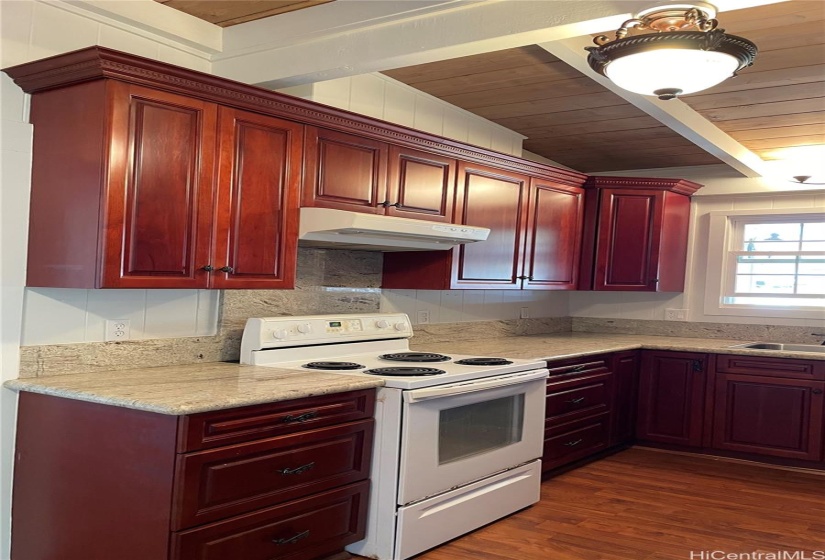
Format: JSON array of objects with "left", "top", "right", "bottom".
[{"left": 438, "top": 394, "right": 525, "bottom": 464}]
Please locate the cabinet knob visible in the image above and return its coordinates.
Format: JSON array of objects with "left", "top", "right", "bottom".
[
  {"left": 219, "top": 266, "right": 234, "bottom": 273},
  {"left": 201, "top": 265, "right": 214, "bottom": 272}
]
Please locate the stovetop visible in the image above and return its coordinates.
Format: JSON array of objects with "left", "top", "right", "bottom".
[{"left": 240, "top": 313, "right": 545, "bottom": 390}]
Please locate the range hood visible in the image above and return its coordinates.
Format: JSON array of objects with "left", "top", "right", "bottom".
[{"left": 298, "top": 207, "right": 490, "bottom": 251}]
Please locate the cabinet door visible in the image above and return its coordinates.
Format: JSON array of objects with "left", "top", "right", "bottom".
[
  {"left": 302, "top": 127, "right": 387, "bottom": 214},
  {"left": 712, "top": 374, "right": 824, "bottom": 461},
  {"left": 637, "top": 351, "right": 707, "bottom": 447},
  {"left": 450, "top": 162, "right": 529, "bottom": 289},
  {"left": 211, "top": 108, "right": 302, "bottom": 289},
  {"left": 103, "top": 82, "right": 217, "bottom": 288},
  {"left": 522, "top": 180, "right": 584, "bottom": 290},
  {"left": 593, "top": 189, "right": 664, "bottom": 291},
  {"left": 610, "top": 350, "right": 639, "bottom": 446},
  {"left": 386, "top": 146, "right": 456, "bottom": 222}
]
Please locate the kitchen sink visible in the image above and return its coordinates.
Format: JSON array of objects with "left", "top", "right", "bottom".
[{"left": 730, "top": 342, "right": 825, "bottom": 354}]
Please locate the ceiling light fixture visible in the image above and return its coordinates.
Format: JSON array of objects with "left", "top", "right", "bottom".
[
  {"left": 585, "top": 2, "right": 757, "bottom": 100},
  {"left": 792, "top": 176, "right": 825, "bottom": 186}
]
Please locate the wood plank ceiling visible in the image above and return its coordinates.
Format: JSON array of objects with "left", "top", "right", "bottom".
[
  {"left": 152, "top": 0, "right": 332, "bottom": 27},
  {"left": 155, "top": 0, "right": 824, "bottom": 174},
  {"left": 383, "top": 1, "right": 825, "bottom": 173}
]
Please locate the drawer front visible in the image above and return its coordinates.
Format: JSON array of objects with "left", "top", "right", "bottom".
[
  {"left": 545, "top": 372, "right": 612, "bottom": 423},
  {"left": 542, "top": 413, "right": 610, "bottom": 472},
  {"left": 546, "top": 354, "right": 611, "bottom": 379},
  {"left": 716, "top": 355, "right": 824, "bottom": 381},
  {"left": 173, "top": 419, "right": 373, "bottom": 529},
  {"left": 171, "top": 481, "right": 369, "bottom": 560},
  {"left": 179, "top": 389, "right": 375, "bottom": 452}
]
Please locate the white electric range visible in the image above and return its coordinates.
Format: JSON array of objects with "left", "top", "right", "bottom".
[{"left": 241, "top": 313, "right": 548, "bottom": 560}]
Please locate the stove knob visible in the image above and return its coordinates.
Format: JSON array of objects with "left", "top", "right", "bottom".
[
  {"left": 375, "top": 320, "right": 389, "bottom": 329},
  {"left": 393, "top": 322, "right": 408, "bottom": 332},
  {"left": 272, "top": 329, "right": 289, "bottom": 340},
  {"left": 297, "top": 323, "right": 312, "bottom": 334}
]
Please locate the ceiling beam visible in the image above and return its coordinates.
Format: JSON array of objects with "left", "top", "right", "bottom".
[{"left": 537, "top": 36, "right": 772, "bottom": 178}]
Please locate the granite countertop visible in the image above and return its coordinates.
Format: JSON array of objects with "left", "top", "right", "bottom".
[
  {"left": 6, "top": 333, "right": 823, "bottom": 415},
  {"left": 412, "top": 332, "right": 825, "bottom": 362},
  {"left": 3, "top": 362, "right": 384, "bottom": 415}
]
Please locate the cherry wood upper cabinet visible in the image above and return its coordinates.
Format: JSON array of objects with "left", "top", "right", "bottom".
[
  {"left": 578, "top": 177, "right": 702, "bottom": 292},
  {"left": 636, "top": 350, "right": 707, "bottom": 448},
  {"left": 302, "top": 131, "right": 456, "bottom": 222},
  {"left": 211, "top": 107, "right": 302, "bottom": 289},
  {"left": 383, "top": 169, "right": 583, "bottom": 291},
  {"left": 23, "top": 82, "right": 300, "bottom": 289},
  {"left": 302, "top": 127, "right": 388, "bottom": 214}
]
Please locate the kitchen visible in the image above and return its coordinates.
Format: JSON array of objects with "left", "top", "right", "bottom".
[{"left": 1, "top": 1, "right": 824, "bottom": 559}]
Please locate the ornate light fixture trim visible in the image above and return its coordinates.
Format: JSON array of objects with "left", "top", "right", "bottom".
[{"left": 585, "top": 3, "right": 758, "bottom": 100}]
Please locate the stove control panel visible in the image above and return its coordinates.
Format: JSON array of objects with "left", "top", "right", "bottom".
[{"left": 240, "top": 313, "right": 413, "bottom": 358}]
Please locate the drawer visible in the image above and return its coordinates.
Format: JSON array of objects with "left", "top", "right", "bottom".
[
  {"left": 546, "top": 354, "right": 611, "bottom": 380},
  {"left": 171, "top": 480, "right": 369, "bottom": 560},
  {"left": 716, "top": 355, "right": 825, "bottom": 381},
  {"left": 542, "top": 413, "right": 610, "bottom": 472},
  {"left": 545, "top": 372, "right": 612, "bottom": 423},
  {"left": 178, "top": 389, "right": 375, "bottom": 451},
  {"left": 172, "top": 419, "right": 373, "bottom": 529}
]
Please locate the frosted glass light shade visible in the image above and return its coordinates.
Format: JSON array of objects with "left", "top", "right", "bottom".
[{"left": 604, "top": 48, "right": 740, "bottom": 96}]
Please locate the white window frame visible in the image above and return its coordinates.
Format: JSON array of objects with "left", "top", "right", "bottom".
[{"left": 704, "top": 208, "right": 825, "bottom": 320}]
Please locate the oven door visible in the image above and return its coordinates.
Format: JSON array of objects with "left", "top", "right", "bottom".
[{"left": 397, "top": 368, "right": 548, "bottom": 506}]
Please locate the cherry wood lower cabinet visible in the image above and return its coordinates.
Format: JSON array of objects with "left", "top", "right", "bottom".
[
  {"left": 636, "top": 350, "right": 708, "bottom": 447},
  {"left": 710, "top": 355, "right": 825, "bottom": 462},
  {"left": 11, "top": 390, "right": 375, "bottom": 560},
  {"left": 542, "top": 352, "right": 638, "bottom": 474}
]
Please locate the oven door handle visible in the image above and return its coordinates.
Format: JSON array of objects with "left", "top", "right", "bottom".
[{"left": 403, "top": 369, "right": 549, "bottom": 403}]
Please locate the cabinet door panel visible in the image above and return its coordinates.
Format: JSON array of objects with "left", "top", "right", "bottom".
[
  {"left": 387, "top": 146, "right": 455, "bottom": 222},
  {"left": 104, "top": 83, "right": 216, "bottom": 288},
  {"left": 212, "top": 108, "right": 301, "bottom": 289},
  {"left": 452, "top": 163, "right": 528, "bottom": 288},
  {"left": 712, "top": 374, "right": 824, "bottom": 461},
  {"left": 302, "top": 127, "right": 387, "bottom": 213},
  {"left": 637, "top": 351, "right": 706, "bottom": 447},
  {"left": 594, "top": 189, "right": 664, "bottom": 291},
  {"left": 523, "top": 180, "right": 584, "bottom": 289},
  {"left": 611, "top": 350, "right": 639, "bottom": 446}
]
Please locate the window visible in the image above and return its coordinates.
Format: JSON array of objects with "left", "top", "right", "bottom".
[{"left": 705, "top": 209, "right": 825, "bottom": 319}]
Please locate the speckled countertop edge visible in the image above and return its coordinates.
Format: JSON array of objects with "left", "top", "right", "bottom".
[{"left": 5, "top": 333, "right": 823, "bottom": 415}]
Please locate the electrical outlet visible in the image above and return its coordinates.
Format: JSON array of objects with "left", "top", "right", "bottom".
[
  {"left": 105, "top": 319, "right": 131, "bottom": 341},
  {"left": 664, "top": 308, "right": 688, "bottom": 321},
  {"left": 416, "top": 310, "right": 430, "bottom": 324},
  {"left": 520, "top": 306, "right": 530, "bottom": 319}
]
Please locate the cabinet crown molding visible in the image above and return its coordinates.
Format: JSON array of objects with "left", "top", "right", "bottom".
[
  {"left": 3, "top": 46, "right": 588, "bottom": 187},
  {"left": 585, "top": 176, "right": 703, "bottom": 196}
]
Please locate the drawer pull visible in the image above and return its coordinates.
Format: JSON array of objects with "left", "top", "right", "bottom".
[
  {"left": 564, "top": 439, "right": 584, "bottom": 447},
  {"left": 277, "top": 462, "right": 315, "bottom": 476},
  {"left": 282, "top": 411, "right": 318, "bottom": 424},
  {"left": 813, "top": 389, "right": 823, "bottom": 395},
  {"left": 566, "top": 397, "right": 586, "bottom": 404},
  {"left": 272, "top": 529, "right": 310, "bottom": 546},
  {"left": 572, "top": 365, "right": 588, "bottom": 372}
]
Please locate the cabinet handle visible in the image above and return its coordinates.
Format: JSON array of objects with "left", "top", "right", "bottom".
[
  {"left": 572, "top": 364, "right": 588, "bottom": 372},
  {"left": 277, "top": 462, "right": 315, "bottom": 476},
  {"left": 282, "top": 411, "right": 318, "bottom": 424},
  {"left": 692, "top": 360, "right": 703, "bottom": 372},
  {"left": 565, "top": 397, "right": 586, "bottom": 404},
  {"left": 381, "top": 200, "right": 400, "bottom": 208},
  {"left": 219, "top": 266, "right": 234, "bottom": 273},
  {"left": 272, "top": 529, "right": 310, "bottom": 546},
  {"left": 813, "top": 389, "right": 823, "bottom": 395},
  {"left": 201, "top": 265, "right": 214, "bottom": 272},
  {"left": 564, "top": 439, "right": 584, "bottom": 447}
]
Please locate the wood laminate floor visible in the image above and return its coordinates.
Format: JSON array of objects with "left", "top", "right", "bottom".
[{"left": 413, "top": 448, "right": 825, "bottom": 560}]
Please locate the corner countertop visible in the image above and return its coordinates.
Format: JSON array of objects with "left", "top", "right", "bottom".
[
  {"left": 3, "top": 362, "right": 384, "bottom": 415},
  {"left": 6, "top": 332, "right": 822, "bottom": 416}
]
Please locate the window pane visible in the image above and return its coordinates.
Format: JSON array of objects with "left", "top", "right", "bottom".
[
  {"left": 746, "top": 241, "right": 801, "bottom": 252},
  {"left": 802, "top": 222, "right": 825, "bottom": 241},
  {"left": 801, "top": 241, "right": 825, "bottom": 251},
  {"left": 799, "top": 257, "right": 825, "bottom": 274},
  {"left": 735, "top": 275, "right": 795, "bottom": 293},
  {"left": 798, "top": 276, "right": 825, "bottom": 295},
  {"left": 736, "top": 259, "right": 796, "bottom": 275},
  {"left": 724, "top": 296, "right": 825, "bottom": 307},
  {"left": 743, "top": 223, "right": 802, "bottom": 243}
]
